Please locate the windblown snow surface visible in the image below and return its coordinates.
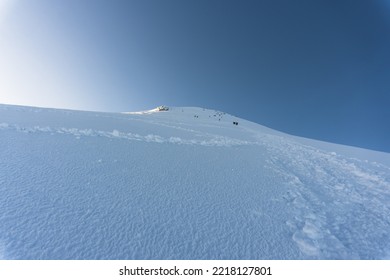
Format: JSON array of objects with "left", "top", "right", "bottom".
[{"left": 1, "top": 104, "right": 390, "bottom": 260}]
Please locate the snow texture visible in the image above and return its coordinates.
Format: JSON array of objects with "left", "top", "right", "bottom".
[{"left": 1, "top": 104, "right": 390, "bottom": 259}]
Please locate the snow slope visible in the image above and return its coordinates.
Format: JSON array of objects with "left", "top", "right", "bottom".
[{"left": 1, "top": 104, "right": 390, "bottom": 259}]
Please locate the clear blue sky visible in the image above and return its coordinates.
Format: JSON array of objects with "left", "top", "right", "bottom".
[{"left": 1, "top": 0, "right": 389, "bottom": 152}]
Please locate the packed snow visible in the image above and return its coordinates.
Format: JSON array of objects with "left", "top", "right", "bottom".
[{"left": 0, "top": 104, "right": 389, "bottom": 259}]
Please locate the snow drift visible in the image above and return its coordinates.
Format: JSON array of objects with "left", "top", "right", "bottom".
[{"left": 0, "top": 104, "right": 389, "bottom": 259}]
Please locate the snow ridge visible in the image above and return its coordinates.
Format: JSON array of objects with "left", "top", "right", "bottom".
[{"left": 0, "top": 123, "right": 252, "bottom": 147}]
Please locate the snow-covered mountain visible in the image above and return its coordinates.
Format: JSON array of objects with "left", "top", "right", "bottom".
[{"left": 1, "top": 104, "right": 389, "bottom": 259}]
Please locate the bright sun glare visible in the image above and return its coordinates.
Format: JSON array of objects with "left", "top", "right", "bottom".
[{"left": 0, "top": 0, "right": 13, "bottom": 23}]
